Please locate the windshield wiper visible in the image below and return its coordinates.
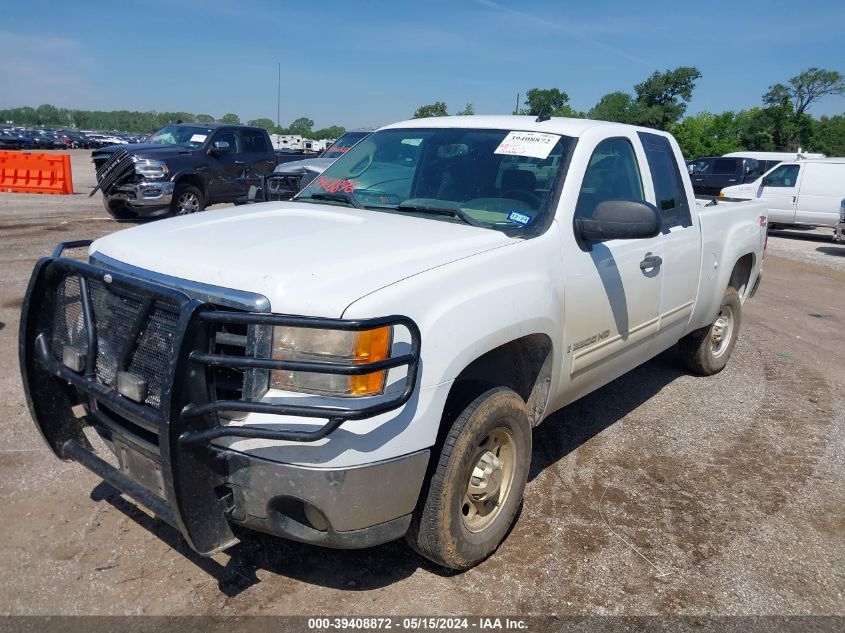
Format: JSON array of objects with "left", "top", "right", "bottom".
[
  {"left": 395, "top": 204, "right": 484, "bottom": 228},
  {"left": 302, "top": 192, "right": 364, "bottom": 209}
]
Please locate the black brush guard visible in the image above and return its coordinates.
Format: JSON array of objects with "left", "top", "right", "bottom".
[{"left": 19, "top": 242, "right": 421, "bottom": 555}]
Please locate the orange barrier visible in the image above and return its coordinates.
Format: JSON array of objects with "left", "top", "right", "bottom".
[{"left": 0, "top": 151, "right": 74, "bottom": 195}]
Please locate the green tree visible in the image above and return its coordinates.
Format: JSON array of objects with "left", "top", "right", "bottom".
[
  {"left": 218, "top": 113, "right": 241, "bottom": 124},
  {"left": 412, "top": 102, "right": 449, "bottom": 118},
  {"left": 195, "top": 114, "right": 215, "bottom": 123},
  {"left": 289, "top": 117, "right": 315, "bottom": 136},
  {"left": 633, "top": 66, "right": 702, "bottom": 129},
  {"left": 812, "top": 114, "right": 845, "bottom": 155},
  {"left": 522, "top": 88, "right": 574, "bottom": 116},
  {"left": 587, "top": 91, "right": 640, "bottom": 123},
  {"left": 312, "top": 125, "right": 347, "bottom": 140},
  {"left": 670, "top": 111, "right": 743, "bottom": 159},
  {"left": 765, "top": 68, "right": 845, "bottom": 115},
  {"left": 247, "top": 118, "right": 277, "bottom": 131},
  {"left": 456, "top": 102, "right": 475, "bottom": 116}
]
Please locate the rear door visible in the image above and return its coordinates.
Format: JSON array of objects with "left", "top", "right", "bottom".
[
  {"left": 638, "top": 132, "right": 699, "bottom": 349},
  {"left": 759, "top": 163, "right": 802, "bottom": 223},
  {"left": 688, "top": 158, "right": 712, "bottom": 194},
  {"left": 794, "top": 163, "right": 845, "bottom": 226},
  {"left": 239, "top": 128, "right": 277, "bottom": 177},
  {"left": 563, "top": 135, "right": 663, "bottom": 388}
]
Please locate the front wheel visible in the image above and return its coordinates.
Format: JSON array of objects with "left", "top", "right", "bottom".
[
  {"left": 679, "top": 287, "right": 742, "bottom": 375},
  {"left": 169, "top": 184, "right": 205, "bottom": 217},
  {"left": 407, "top": 387, "right": 532, "bottom": 570}
]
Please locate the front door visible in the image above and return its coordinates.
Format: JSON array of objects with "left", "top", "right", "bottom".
[
  {"left": 563, "top": 135, "right": 663, "bottom": 396},
  {"left": 759, "top": 163, "right": 802, "bottom": 223},
  {"left": 207, "top": 128, "right": 243, "bottom": 202}
]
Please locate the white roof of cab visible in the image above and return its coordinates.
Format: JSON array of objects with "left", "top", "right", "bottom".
[{"left": 380, "top": 115, "right": 629, "bottom": 138}]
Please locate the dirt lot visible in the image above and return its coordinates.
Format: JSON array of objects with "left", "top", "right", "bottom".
[{"left": 0, "top": 151, "right": 843, "bottom": 616}]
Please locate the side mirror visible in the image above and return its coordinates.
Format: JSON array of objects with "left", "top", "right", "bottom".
[
  {"left": 761, "top": 177, "right": 771, "bottom": 187},
  {"left": 209, "top": 140, "right": 230, "bottom": 155},
  {"left": 576, "top": 199, "right": 661, "bottom": 243}
]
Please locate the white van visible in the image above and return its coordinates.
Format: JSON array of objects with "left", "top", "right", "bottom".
[
  {"left": 721, "top": 158, "right": 845, "bottom": 228},
  {"left": 722, "top": 151, "right": 825, "bottom": 162}
]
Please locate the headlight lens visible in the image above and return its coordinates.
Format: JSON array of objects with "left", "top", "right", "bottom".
[
  {"left": 134, "top": 158, "right": 169, "bottom": 180},
  {"left": 270, "top": 326, "right": 391, "bottom": 396}
]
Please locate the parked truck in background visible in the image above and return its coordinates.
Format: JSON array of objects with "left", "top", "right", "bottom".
[
  {"left": 91, "top": 122, "right": 277, "bottom": 220},
  {"left": 20, "top": 116, "right": 766, "bottom": 570}
]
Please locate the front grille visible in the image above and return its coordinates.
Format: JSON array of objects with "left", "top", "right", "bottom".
[{"left": 51, "top": 274, "right": 180, "bottom": 409}]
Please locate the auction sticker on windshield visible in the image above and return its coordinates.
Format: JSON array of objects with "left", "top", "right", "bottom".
[
  {"left": 190, "top": 134, "right": 207, "bottom": 143},
  {"left": 494, "top": 131, "right": 560, "bottom": 159}
]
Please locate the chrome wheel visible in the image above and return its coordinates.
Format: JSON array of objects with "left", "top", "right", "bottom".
[
  {"left": 176, "top": 191, "right": 200, "bottom": 214},
  {"left": 461, "top": 427, "right": 516, "bottom": 533},
  {"left": 710, "top": 305, "right": 735, "bottom": 358}
]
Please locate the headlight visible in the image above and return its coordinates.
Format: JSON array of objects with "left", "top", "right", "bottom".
[
  {"left": 270, "top": 326, "right": 392, "bottom": 396},
  {"left": 134, "top": 158, "right": 169, "bottom": 180}
]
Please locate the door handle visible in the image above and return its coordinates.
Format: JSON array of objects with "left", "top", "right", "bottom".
[
  {"left": 234, "top": 160, "right": 246, "bottom": 165},
  {"left": 640, "top": 253, "right": 663, "bottom": 270}
]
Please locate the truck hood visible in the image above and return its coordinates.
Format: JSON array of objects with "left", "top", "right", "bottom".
[
  {"left": 274, "top": 157, "right": 334, "bottom": 174},
  {"left": 92, "top": 143, "right": 191, "bottom": 159},
  {"left": 89, "top": 202, "right": 514, "bottom": 316}
]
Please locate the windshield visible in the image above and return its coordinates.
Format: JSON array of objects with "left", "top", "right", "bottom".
[
  {"left": 147, "top": 125, "right": 213, "bottom": 149},
  {"left": 322, "top": 131, "right": 370, "bottom": 159},
  {"left": 297, "top": 127, "right": 574, "bottom": 235}
]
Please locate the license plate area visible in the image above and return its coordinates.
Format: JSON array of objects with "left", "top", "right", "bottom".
[{"left": 114, "top": 441, "right": 165, "bottom": 498}]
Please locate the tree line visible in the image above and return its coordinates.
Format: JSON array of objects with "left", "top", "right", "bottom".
[
  {"left": 0, "top": 105, "right": 347, "bottom": 140},
  {"left": 412, "top": 67, "right": 845, "bottom": 158}
]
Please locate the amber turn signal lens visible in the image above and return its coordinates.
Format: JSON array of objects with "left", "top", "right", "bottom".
[{"left": 349, "top": 326, "right": 391, "bottom": 395}]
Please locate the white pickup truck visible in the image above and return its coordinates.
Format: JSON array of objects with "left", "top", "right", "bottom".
[{"left": 20, "top": 116, "right": 767, "bottom": 570}]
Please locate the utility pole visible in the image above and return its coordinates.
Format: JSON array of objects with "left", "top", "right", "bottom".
[
  {"left": 276, "top": 62, "right": 281, "bottom": 130},
  {"left": 514, "top": 92, "right": 520, "bottom": 115}
]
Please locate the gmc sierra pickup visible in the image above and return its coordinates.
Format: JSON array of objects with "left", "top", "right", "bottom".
[{"left": 21, "top": 116, "right": 767, "bottom": 570}]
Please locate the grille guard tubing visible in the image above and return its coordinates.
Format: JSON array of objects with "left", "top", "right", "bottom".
[{"left": 26, "top": 244, "right": 422, "bottom": 451}]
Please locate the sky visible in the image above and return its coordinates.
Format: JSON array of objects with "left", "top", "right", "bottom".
[{"left": 1, "top": 0, "right": 844, "bottom": 129}]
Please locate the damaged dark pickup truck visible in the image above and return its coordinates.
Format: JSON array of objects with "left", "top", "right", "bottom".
[{"left": 91, "top": 122, "right": 276, "bottom": 220}]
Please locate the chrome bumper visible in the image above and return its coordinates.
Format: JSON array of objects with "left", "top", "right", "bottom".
[
  {"left": 226, "top": 449, "right": 430, "bottom": 548},
  {"left": 107, "top": 180, "right": 175, "bottom": 210}
]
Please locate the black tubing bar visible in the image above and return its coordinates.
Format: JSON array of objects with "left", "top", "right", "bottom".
[
  {"left": 197, "top": 310, "right": 419, "bottom": 334},
  {"left": 189, "top": 351, "right": 415, "bottom": 374},
  {"left": 51, "top": 240, "right": 94, "bottom": 258},
  {"left": 61, "top": 439, "right": 176, "bottom": 526},
  {"left": 178, "top": 417, "right": 345, "bottom": 446}
]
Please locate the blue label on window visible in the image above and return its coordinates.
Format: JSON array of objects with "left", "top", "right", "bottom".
[{"left": 508, "top": 210, "right": 532, "bottom": 225}]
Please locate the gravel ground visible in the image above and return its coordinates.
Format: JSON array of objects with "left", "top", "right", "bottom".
[
  {"left": 0, "top": 151, "right": 842, "bottom": 618},
  {"left": 766, "top": 226, "right": 845, "bottom": 272}
]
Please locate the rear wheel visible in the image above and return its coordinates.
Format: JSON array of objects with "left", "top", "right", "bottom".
[
  {"left": 679, "top": 287, "right": 742, "bottom": 375},
  {"left": 407, "top": 387, "right": 531, "bottom": 570},
  {"left": 169, "top": 184, "right": 205, "bottom": 216}
]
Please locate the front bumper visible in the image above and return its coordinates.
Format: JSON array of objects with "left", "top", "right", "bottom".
[
  {"left": 105, "top": 180, "right": 175, "bottom": 215},
  {"left": 19, "top": 243, "right": 422, "bottom": 554}
]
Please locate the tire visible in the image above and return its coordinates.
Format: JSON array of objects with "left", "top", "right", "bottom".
[
  {"left": 102, "top": 197, "right": 137, "bottom": 221},
  {"left": 169, "top": 183, "right": 205, "bottom": 217},
  {"left": 679, "top": 287, "right": 742, "bottom": 375},
  {"left": 407, "top": 386, "right": 532, "bottom": 570}
]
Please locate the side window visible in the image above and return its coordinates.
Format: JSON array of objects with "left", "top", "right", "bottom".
[
  {"left": 764, "top": 164, "right": 800, "bottom": 187},
  {"left": 240, "top": 130, "right": 269, "bottom": 153},
  {"left": 687, "top": 158, "right": 711, "bottom": 175},
  {"left": 745, "top": 159, "right": 766, "bottom": 179},
  {"left": 637, "top": 131, "right": 692, "bottom": 229},
  {"left": 214, "top": 129, "right": 238, "bottom": 152},
  {"left": 575, "top": 137, "right": 644, "bottom": 219}
]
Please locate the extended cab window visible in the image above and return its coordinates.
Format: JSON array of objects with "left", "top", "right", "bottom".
[
  {"left": 638, "top": 132, "right": 692, "bottom": 229},
  {"left": 241, "top": 129, "right": 269, "bottom": 153},
  {"left": 575, "top": 137, "right": 644, "bottom": 219},
  {"left": 712, "top": 158, "right": 740, "bottom": 175},
  {"left": 764, "top": 164, "right": 800, "bottom": 187}
]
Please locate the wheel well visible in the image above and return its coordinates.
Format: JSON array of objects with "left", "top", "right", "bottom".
[
  {"left": 728, "top": 253, "right": 754, "bottom": 298},
  {"left": 175, "top": 174, "right": 206, "bottom": 200},
  {"left": 440, "top": 334, "right": 553, "bottom": 440}
]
